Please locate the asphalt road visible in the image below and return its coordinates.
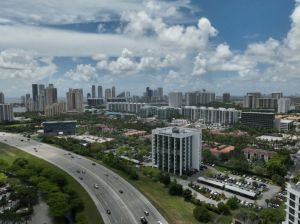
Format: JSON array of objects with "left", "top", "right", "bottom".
[{"left": 0, "top": 132, "right": 168, "bottom": 224}]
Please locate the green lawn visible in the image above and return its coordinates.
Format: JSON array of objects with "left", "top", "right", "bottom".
[{"left": 0, "top": 142, "right": 103, "bottom": 224}]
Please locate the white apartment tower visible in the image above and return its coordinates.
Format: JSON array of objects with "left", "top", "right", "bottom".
[
  {"left": 168, "top": 92, "right": 183, "bottom": 108},
  {"left": 0, "top": 104, "right": 14, "bottom": 122},
  {"left": 278, "top": 98, "right": 291, "bottom": 113},
  {"left": 285, "top": 183, "right": 300, "bottom": 224},
  {"left": 66, "top": 88, "right": 84, "bottom": 113},
  {"left": 152, "top": 127, "right": 202, "bottom": 176}
]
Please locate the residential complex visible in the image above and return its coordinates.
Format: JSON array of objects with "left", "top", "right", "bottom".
[
  {"left": 152, "top": 127, "right": 202, "bottom": 176},
  {"left": 182, "top": 106, "right": 241, "bottom": 125},
  {"left": 66, "top": 88, "right": 84, "bottom": 113},
  {"left": 168, "top": 92, "right": 183, "bottom": 108}
]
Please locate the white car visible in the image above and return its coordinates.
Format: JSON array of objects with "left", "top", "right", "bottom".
[{"left": 94, "top": 184, "right": 99, "bottom": 189}]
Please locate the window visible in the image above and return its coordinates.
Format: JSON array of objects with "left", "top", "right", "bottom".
[
  {"left": 290, "top": 200, "right": 295, "bottom": 208},
  {"left": 289, "top": 214, "right": 294, "bottom": 222},
  {"left": 290, "top": 193, "right": 296, "bottom": 201},
  {"left": 289, "top": 207, "right": 295, "bottom": 215}
]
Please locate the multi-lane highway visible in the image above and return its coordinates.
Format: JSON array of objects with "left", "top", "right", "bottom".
[{"left": 0, "top": 132, "right": 168, "bottom": 224}]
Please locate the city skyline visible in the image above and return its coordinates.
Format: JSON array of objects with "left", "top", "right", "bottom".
[{"left": 0, "top": 0, "right": 299, "bottom": 97}]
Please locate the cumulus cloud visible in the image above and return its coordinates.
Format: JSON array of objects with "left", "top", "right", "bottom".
[
  {"left": 0, "top": 49, "right": 56, "bottom": 80},
  {"left": 65, "top": 64, "right": 98, "bottom": 82}
]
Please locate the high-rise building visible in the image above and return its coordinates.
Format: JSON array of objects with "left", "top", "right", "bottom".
[
  {"left": 20, "top": 96, "right": 25, "bottom": 106},
  {"left": 66, "top": 88, "right": 84, "bottom": 113},
  {"left": 223, "top": 93, "right": 231, "bottom": 103},
  {"left": 278, "top": 98, "right": 291, "bottom": 113},
  {"left": 271, "top": 92, "right": 283, "bottom": 99},
  {"left": 195, "top": 91, "right": 215, "bottom": 105},
  {"left": 105, "top": 88, "right": 112, "bottom": 99},
  {"left": 26, "top": 98, "right": 34, "bottom": 112},
  {"left": 243, "top": 92, "right": 261, "bottom": 109},
  {"left": 87, "top": 93, "right": 91, "bottom": 99},
  {"left": 157, "top": 88, "right": 163, "bottom": 100},
  {"left": 168, "top": 92, "right": 183, "bottom": 108},
  {"left": 98, "top": 86, "right": 103, "bottom": 98},
  {"left": 0, "top": 104, "right": 14, "bottom": 122},
  {"left": 117, "top": 91, "right": 125, "bottom": 98},
  {"left": 25, "top": 94, "right": 30, "bottom": 103},
  {"left": 45, "top": 102, "right": 66, "bottom": 117},
  {"left": 152, "top": 127, "right": 202, "bottom": 176},
  {"left": 0, "top": 92, "right": 4, "bottom": 104},
  {"left": 257, "top": 98, "right": 277, "bottom": 110},
  {"left": 112, "top": 86, "right": 116, "bottom": 98},
  {"left": 45, "top": 84, "right": 57, "bottom": 107},
  {"left": 32, "top": 84, "right": 38, "bottom": 111},
  {"left": 126, "top": 91, "right": 130, "bottom": 98},
  {"left": 185, "top": 92, "right": 197, "bottom": 106},
  {"left": 92, "top": 85, "right": 96, "bottom": 98},
  {"left": 285, "top": 183, "right": 300, "bottom": 224},
  {"left": 38, "top": 84, "right": 45, "bottom": 111}
]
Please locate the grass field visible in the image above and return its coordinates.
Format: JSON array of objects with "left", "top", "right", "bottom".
[{"left": 0, "top": 142, "right": 103, "bottom": 224}]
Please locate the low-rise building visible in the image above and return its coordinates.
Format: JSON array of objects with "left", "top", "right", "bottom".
[
  {"left": 42, "top": 120, "right": 77, "bottom": 136},
  {"left": 242, "top": 147, "right": 276, "bottom": 162},
  {"left": 210, "top": 145, "right": 235, "bottom": 156},
  {"left": 274, "top": 119, "right": 294, "bottom": 132}
]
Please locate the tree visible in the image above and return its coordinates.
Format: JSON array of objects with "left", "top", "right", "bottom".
[
  {"left": 70, "top": 198, "right": 84, "bottom": 213},
  {"left": 226, "top": 196, "right": 239, "bottom": 210},
  {"left": 159, "top": 173, "right": 171, "bottom": 186},
  {"left": 12, "top": 158, "right": 29, "bottom": 168},
  {"left": 271, "top": 174, "right": 285, "bottom": 186},
  {"left": 47, "top": 192, "right": 70, "bottom": 217},
  {"left": 217, "top": 202, "right": 231, "bottom": 215},
  {"left": 193, "top": 205, "right": 211, "bottom": 223},
  {"left": 202, "top": 149, "right": 217, "bottom": 164},
  {"left": 260, "top": 208, "right": 285, "bottom": 223},
  {"left": 182, "top": 189, "right": 192, "bottom": 201},
  {"left": 168, "top": 181, "right": 183, "bottom": 196}
]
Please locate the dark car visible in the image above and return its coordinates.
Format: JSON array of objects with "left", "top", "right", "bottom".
[
  {"left": 140, "top": 217, "right": 148, "bottom": 224},
  {"left": 92, "top": 162, "right": 96, "bottom": 166},
  {"left": 119, "top": 190, "right": 123, "bottom": 194},
  {"left": 106, "top": 209, "right": 111, "bottom": 215}
]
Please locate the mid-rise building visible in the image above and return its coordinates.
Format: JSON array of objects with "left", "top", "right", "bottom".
[
  {"left": 45, "top": 84, "right": 57, "bottom": 107},
  {"left": 182, "top": 106, "right": 241, "bottom": 125},
  {"left": 0, "top": 92, "right": 4, "bottom": 104},
  {"left": 66, "top": 88, "right": 84, "bottom": 113},
  {"left": 152, "top": 127, "right": 202, "bottom": 176},
  {"left": 185, "top": 91, "right": 215, "bottom": 106},
  {"left": 87, "top": 98, "right": 104, "bottom": 107},
  {"left": 241, "top": 112, "right": 275, "bottom": 129},
  {"left": 257, "top": 98, "right": 277, "bottom": 110},
  {"left": 271, "top": 92, "right": 283, "bottom": 99},
  {"left": 44, "top": 102, "right": 66, "bottom": 117},
  {"left": 285, "top": 183, "right": 300, "bottom": 224},
  {"left": 139, "top": 106, "right": 158, "bottom": 118},
  {"left": 157, "top": 107, "right": 180, "bottom": 121},
  {"left": 185, "top": 92, "right": 197, "bottom": 106},
  {"left": 223, "top": 93, "right": 231, "bottom": 103},
  {"left": 168, "top": 92, "right": 183, "bottom": 108},
  {"left": 274, "top": 119, "right": 294, "bottom": 132},
  {"left": 0, "top": 104, "right": 14, "bottom": 122},
  {"left": 107, "top": 102, "right": 146, "bottom": 114},
  {"left": 278, "top": 98, "right": 291, "bottom": 113}
]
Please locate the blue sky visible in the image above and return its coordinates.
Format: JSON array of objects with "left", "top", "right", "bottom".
[{"left": 0, "top": 0, "right": 299, "bottom": 97}]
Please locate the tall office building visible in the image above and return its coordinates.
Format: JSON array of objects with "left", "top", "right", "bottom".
[
  {"left": 32, "top": 84, "right": 38, "bottom": 111},
  {"left": 168, "top": 92, "right": 183, "bottom": 108},
  {"left": 45, "top": 84, "right": 57, "bottom": 107},
  {"left": 105, "top": 88, "right": 112, "bottom": 99},
  {"left": 278, "top": 98, "right": 291, "bottom": 113},
  {"left": 223, "top": 93, "right": 231, "bottom": 103},
  {"left": 0, "top": 92, "right": 4, "bottom": 104},
  {"left": 66, "top": 88, "right": 84, "bottom": 113},
  {"left": 243, "top": 92, "right": 261, "bottom": 109},
  {"left": 0, "top": 104, "right": 14, "bottom": 122},
  {"left": 112, "top": 86, "right": 116, "bottom": 98},
  {"left": 92, "top": 85, "right": 96, "bottom": 98},
  {"left": 152, "top": 127, "right": 202, "bottom": 176},
  {"left": 285, "top": 183, "right": 300, "bottom": 224},
  {"left": 98, "top": 86, "right": 103, "bottom": 98}
]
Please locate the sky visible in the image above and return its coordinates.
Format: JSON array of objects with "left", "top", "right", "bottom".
[{"left": 0, "top": 0, "right": 299, "bottom": 97}]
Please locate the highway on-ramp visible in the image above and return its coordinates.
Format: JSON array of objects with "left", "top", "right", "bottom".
[{"left": 0, "top": 132, "right": 168, "bottom": 224}]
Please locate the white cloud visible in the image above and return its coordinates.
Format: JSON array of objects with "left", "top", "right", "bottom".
[
  {"left": 0, "top": 49, "right": 56, "bottom": 80},
  {"left": 0, "top": 24, "right": 159, "bottom": 57},
  {"left": 65, "top": 64, "right": 97, "bottom": 82}
]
